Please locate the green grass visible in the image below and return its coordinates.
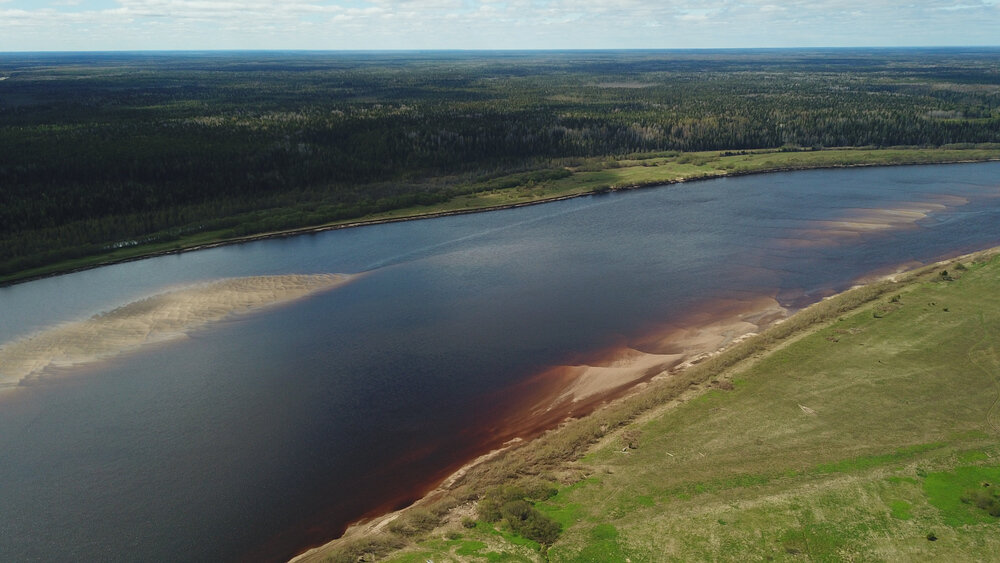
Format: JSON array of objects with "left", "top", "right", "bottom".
[
  {"left": 535, "top": 501, "right": 583, "bottom": 531},
  {"left": 496, "top": 529, "right": 541, "bottom": 552},
  {"left": 890, "top": 500, "right": 914, "bottom": 520},
  {"left": 924, "top": 465, "right": 1000, "bottom": 526},
  {"left": 959, "top": 450, "right": 990, "bottom": 464},
  {"left": 6, "top": 147, "right": 999, "bottom": 286},
  {"left": 456, "top": 540, "right": 488, "bottom": 556},
  {"left": 812, "top": 443, "right": 945, "bottom": 475}
]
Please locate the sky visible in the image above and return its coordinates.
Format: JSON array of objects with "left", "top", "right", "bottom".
[{"left": 1, "top": 0, "right": 998, "bottom": 52}]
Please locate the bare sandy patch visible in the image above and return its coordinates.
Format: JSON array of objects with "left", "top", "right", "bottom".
[
  {"left": 0, "top": 274, "right": 354, "bottom": 389},
  {"left": 546, "top": 349, "right": 685, "bottom": 406}
]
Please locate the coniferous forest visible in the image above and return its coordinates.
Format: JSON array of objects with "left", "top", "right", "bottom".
[{"left": 2, "top": 48, "right": 999, "bottom": 279}]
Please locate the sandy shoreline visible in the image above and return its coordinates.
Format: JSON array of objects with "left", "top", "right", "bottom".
[
  {"left": 0, "top": 273, "right": 355, "bottom": 390},
  {"left": 527, "top": 295, "right": 788, "bottom": 412}
]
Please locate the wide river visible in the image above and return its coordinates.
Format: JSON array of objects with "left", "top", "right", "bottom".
[{"left": 1, "top": 163, "right": 999, "bottom": 561}]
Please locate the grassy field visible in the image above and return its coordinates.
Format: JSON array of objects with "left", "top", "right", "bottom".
[
  {"left": 309, "top": 250, "right": 1000, "bottom": 562},
  {"left": 7, "top": 146, "right": 999, "bottom": 286}
]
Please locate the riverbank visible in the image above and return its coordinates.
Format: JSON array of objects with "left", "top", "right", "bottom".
[
  {"left": 280, "top": 294, "right": 793, "bottom": 561},
  {"left": 296, "top": 245, "right": 1000, "bottom": 562},
  {"left": 4, "top": 146, "right": 999, "bottom": 288}
]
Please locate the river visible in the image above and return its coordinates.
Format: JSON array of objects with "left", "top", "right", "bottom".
[{"left": 1, "top": 163, "right": 998, "bottom": 561}]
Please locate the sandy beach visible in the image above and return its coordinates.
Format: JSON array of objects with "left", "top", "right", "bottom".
[{"left": 0, "top": 273, "right": 354, "bottom": 390}]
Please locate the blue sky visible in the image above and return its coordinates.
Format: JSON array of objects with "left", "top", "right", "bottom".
[{"left": 1, "top": 0, "right": 998, "bottom": 51}]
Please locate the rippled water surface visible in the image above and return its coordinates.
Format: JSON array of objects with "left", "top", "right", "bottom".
[{"left": 1, "top": 163, "right": 999, "bottom": 561}]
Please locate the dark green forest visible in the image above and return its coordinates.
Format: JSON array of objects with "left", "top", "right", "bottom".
[{"left": 2, "top": 48, "right": 999, "bottom": 279}]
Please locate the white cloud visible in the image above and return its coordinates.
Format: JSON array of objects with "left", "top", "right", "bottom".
[{"left": 0, "top": 0, "right": 997, "bottom": 50}]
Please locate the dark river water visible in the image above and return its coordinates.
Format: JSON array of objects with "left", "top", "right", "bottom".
[{"left": 1, "top": 163, "right": 999, "bottom": 561}]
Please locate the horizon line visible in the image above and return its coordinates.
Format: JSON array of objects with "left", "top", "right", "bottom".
[{"left": 2, "top": 45, "right": 1000, "bottom": 56}]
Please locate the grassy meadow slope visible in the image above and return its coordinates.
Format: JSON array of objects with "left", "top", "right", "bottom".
[{"left": 311, "top": 250, "right": 1000, "bottom": 562}]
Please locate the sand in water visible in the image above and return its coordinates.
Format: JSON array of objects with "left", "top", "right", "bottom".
[
  {"left": 0, "top": 274, "right": 354, "bottom": 389},
  {"left": 784, "top": 195, "right": 970, "bottom": 247}
]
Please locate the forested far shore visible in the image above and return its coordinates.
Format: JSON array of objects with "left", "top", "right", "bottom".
[{"left": 2, "top": 48, "right": 999, "bottom": 282}]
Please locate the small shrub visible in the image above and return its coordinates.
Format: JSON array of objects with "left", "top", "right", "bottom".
[
  {"left": 873, "top": 300, "right": 901, "bottom": 318},
  {"left": 504, "top": 504, "right": 560, "bottom": 546},
  {"left": 461, "top": 517, "right": 477, "bottom": 529},
  {"left": 523, "top": 481, "right": 558, "bottom": 502},
  {"left": 326, "top": 536, "right": 407, "bottom": 563},
  {"left": 621, "top": 428, "right": 642, "bottom": 449},
  {"left": 501, "top": 499, "right": 533, "bottom": 522},
  {"left": 478, "top": 484, "right": 562, "bottom": 545},
  {"left": 960, "top": 488, "right": 1000, "bottom": 517},
  {"left": 479, "top": 485, "right": 526, "bottom": 522},
  {"left": 386, "top": 509, "right": 439, "bottom": 537}
]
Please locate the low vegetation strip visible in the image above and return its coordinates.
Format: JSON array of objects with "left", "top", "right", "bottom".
[{"left": 304, "top": 248, "right": 1000, "bottom": 562}]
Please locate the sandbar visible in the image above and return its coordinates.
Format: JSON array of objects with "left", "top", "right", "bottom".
[
  {"left": 0, "top": 273, "right": 354, "bottom": 389},
  {"left": 784, "top": 197, "right": 969, "bottom": 247}
]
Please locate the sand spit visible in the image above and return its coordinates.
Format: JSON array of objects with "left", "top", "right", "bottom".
[
  {"left": 525, "top": 295, "right": 788, "bottom": 416},
  {"left": 0, "top": 274, "right": 354, "bottom": 389}
]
